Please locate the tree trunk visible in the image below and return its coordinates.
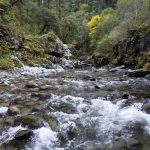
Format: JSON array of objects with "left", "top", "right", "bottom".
[
  {"left": 39, "top": 23, "right": 47, "bottom": 34},
  {"left": 47, "top": 0, "right": 50, "bottom": 9},
  {"left": 56, "top": 0, "right": 62, "bottom": 20},
  {"left": 38, "top": 0, "right": 42, "bottom": 7}
]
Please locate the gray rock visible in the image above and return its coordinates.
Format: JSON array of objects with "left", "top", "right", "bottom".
[
  {"left": 142, "top": 99, "right": 150, "bottom": 114},
  {"left": 14, "top": 129, "right": 33, "bottom": 140},
  {"left": 128, "top": 70, "right": 150, "bottom": 77},
  {"left": 43, "top": 114, "right": 58, "bottom": 131},
  {"left": 7, "top": 106, "right": 20, "bottom": 116},
  {"left": 14, "top": 115, "right": 43, "bottom": 129},
  {"left": 26, "top": 81, "right": 38, "bottom": 88}
]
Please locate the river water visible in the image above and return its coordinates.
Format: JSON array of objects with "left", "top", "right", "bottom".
[{"left": 0, "top": 63, "right": 150, "bottom": 150}]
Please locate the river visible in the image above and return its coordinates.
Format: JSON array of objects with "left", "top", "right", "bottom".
[{"left": 0, "top": 62, "right": 150, "bottom": 150}]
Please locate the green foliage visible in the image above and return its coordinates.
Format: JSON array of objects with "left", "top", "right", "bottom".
[
  {"left": 34, "top": 7, "right": 59, "bottom": 34},
  {"left": 0, "top": 0, "right": 10, "bottom": 13},
  {"left": 87, "top": 7, "right": 120, "bottom": 50},
  {"left": 0, "top": 58, "right": 14, "bottom": 70}
]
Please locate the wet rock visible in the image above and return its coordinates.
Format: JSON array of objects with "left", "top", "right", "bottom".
[
  {"left": 82, "top": 75, "right": 92, "bottom": 80},
  {"left": 109, "top": 65, "right": 125, "bottom": 72},
  {"left": 128, "top": 70, "right": 150, "bottom": 77},
  {"left": 48, "top": 102, "right": 77, "bottom": 114},
  {"left": 0, "top": 118, "right": 14, "bottom": 130},
  {"left": 145, "top": 75, "right": 150, "bottom": 80},
  {"left": 30, "top": 88, "right": 39, "bottom": 92},
  {"left": 7, "top": 106, "right": 20, "bottom": 116},
  {"left": 31, "top": 92, "right": 51, "bottom": 99},
  {"left": 94, "top": 83, "right": 100, "bottom": 89},
  {"left": 90, "top": 77, "right": 96, "bottom": 81},
  {"left": 141, "top": 99, "right": 150, "bottom": 114},
  {"left": 26, "top": 81, "right": 38, "bottom": 88},
  {"left": 39, "top": 85, "right": 50, "bottom": 90},
  {"left": 31, "top": 107, "right": 41, "bottom": 112},
  {"left": 14, "top": 129, "right": 33, "bottom": 140},
  {"left": 127, "top": 138, "right": 142, "bottom": 150},
  {"left": 122, "top": 94, "right": 129, "bottom": 99},
  {"left": 13, "top": 96, "right": 26, "bottom": 105},
  {"left": 3, "top": 130, "right": 33, "bottom": 150},
  {"left": 67, "top": 127, "right": 78, "bottom": 140},
  {"left": 112, "top": 139, "right": 127, "bottom": 150},
  {"left": 44, "top": 114, "right": 58, "bottom": 131},
  {"left": 14, "top": 115, "right": 42, "bottom": 129},
  {"left": 127, "top": 122, "right": 145, "bottom": 137}
]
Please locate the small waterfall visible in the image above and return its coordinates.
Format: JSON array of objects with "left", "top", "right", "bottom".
[{"left": 63, "top": 44, "right": 72, "bottom": 60}]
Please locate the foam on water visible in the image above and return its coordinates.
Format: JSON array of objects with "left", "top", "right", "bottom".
[
  {"left": 26, "top": 127, "right": 61, "bottom": 150},
  {"left": 17, "top": 66, "right": 64, "bottom": 76},
  {"left": 47, "top": 94, "right": 150, "bottom": 148},
  {"left": 0, "top": 107, "right": 8, "bottom": 114},
  {"left": 78, "top": 98, "right": 150, "bottom": 145},
  {"left": 0, "top": 126, "right": 26, "bottom": 145}
]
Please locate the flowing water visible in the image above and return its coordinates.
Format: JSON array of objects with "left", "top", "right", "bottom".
[{"left": 0, "top": 62, "right": 150, "bottom": 150}]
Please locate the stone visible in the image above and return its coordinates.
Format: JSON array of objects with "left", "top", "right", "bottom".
[
  {"left": 142, "top": 99, "right": 150, "bottom": 114},
  {"left": 7, "top": 106, "right": 20, "bottom": 116},
  {"left": 90, "top": 77, "right": 96, "bottom": 81},
  {"left": 26, "top": 81, "right": 38, "bottom": 88},
  {"left": 127, "top": 138, "right": 142, "bottom": 150},
  {"left": 14, "top": 129, "right": 33, "bottom": 140},
  {"left": 112, "top": 139, "right": 127, "bottom": 150},
  {"left": 44, "top": 115, "right": 58, "bottom": 131},
  {"left": 49, "top": 102, "right": 77, "bottom": 114},
  {"left": 31, "top": 92, "right": 51, "bottom": 99},
  {"left": 14, "top": 115, "right": 42, "bottom": 129},
  {"left": 122, "top": 94, "right": 129, "bottom": 99},
  {"left": 145, "top": 75, "right": 150, "bottom": 80},
  {"left": 128, "top": 70, "right": 150, "bottom": 77},
  {"left": 39, "top": 85, "right": 50, "bottom": 90},
  {"left": 94, "top": 83, "right": 100, "bottom": 89}
]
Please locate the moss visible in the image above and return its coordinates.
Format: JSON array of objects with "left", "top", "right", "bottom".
[
  {"left": 21, "top": 33, "right": 55, "bottom": 66},
  {"left": 143, "top": 63, "right": 150, "bottom": 71},
  {"left": 0, "top": 58, "right": 14, "bottom": 70},
  {"left": 47, "top": 31, "right": 56, "bottom": 41}
]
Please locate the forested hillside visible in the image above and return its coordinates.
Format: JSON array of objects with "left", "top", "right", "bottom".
[{"left": 0, "top": 0, "right": 150, "bottom": 70}]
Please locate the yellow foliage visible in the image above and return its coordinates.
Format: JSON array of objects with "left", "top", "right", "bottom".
[
  {"left": 87, "top": 8, "right": 116, "bottom": 41},
  {"left": 87, "top": 15, "right": 101, "bottom": 29},
  {"left": 87, "top": 15, "right": 102, "bottom": 40}
]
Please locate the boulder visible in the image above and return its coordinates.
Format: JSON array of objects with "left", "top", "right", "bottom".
[
  {"left": 14, "top": 115, "right": 42, "bottom": 129},
  {"left": 7, "top": 106, "right": 20, "bottom": 116},
  {"left": 14, "top": 129, "right": 33, "bottom": 140},
  {"left": 44, "top": 114, "right": 58, "bottom": 131}
]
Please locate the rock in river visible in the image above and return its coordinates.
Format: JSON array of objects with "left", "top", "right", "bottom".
[
  {"left": 128, "top": 70, "right": 150, "bottom": 77},
  {"left": 7, "top": 106, "right": 20, "bottom": 116},
  {"left": 14, "top": 115, "right": 43, "bottom": 129},
  {"left": 14, "top": 129, "right": 33, "bottom": 140}
]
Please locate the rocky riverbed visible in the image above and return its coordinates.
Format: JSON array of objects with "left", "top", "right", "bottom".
[{"left": 0, "top": 64, "right": 150, "bottom": 150}]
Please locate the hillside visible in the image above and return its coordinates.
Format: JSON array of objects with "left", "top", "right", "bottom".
[{"left": 0, "top": 0, "right": 150, "bottom": 70}]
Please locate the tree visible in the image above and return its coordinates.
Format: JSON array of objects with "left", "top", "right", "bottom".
[{"left": 34, "top": 7, "right": 59, "bottom": 34}]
